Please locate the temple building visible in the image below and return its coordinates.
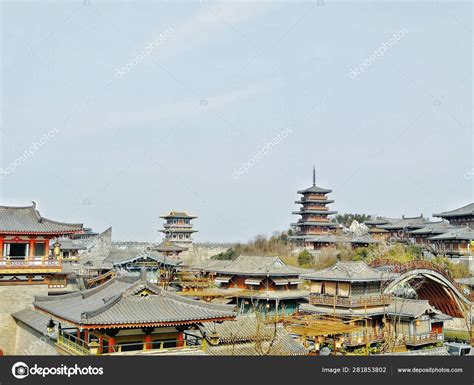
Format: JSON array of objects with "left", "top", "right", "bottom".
[
  {"left": 409, "top": 221, "right": 454, "bottom": 246},
  {"left": 433, "top": 203, "right": 474, "bottom": 228},
  {"left": 428, "top": 227, "right": 474, "bottom": 258},
  {"left": 372, "top": 215, "right": 431, "bottom": 241},
  {"left": 194, "top": 314, "right": 309, "bottom": 355},
  {"left": 299, "top": 261, "right": 450, "bottom": 352},
  {"left": 0, "top": 202, "right": 85, "bottom": 286},
  {"left": 290, "top": 167, "right": 338, "bottom": 249},
  {"left": 188, "top": 255, "right": 311, "bottom": 315},
  {"left": 159, "top": 211, "right": 197, "bottom": 246},
  {"left": 17, "top": 271, "right": 235, "bottom": 355}
]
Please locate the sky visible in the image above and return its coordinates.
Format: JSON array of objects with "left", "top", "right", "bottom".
[{"left": 0, "top": 0, "right": 472, "bottom": 242}]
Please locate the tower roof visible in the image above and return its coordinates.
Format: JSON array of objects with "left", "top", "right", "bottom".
[{"left": 160, "top": 211, "right": 197, "bottom": 219}]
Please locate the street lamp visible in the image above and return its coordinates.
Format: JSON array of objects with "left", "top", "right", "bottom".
[{"left": 46, "top": 319, "right": 56, "bottom": 334}]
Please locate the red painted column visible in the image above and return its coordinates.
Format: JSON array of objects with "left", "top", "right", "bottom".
[
  {"left": 144, "top": 334, "right": 152, "bottom": 350},
  {"left": 44, "top": 239, "right": 50, "bottom": 258},
  {"left": 98, "top": 337, "right": 103, "bottom": 354},
  {"left": 0, "top": 237, "right": 4, "bottom": 257},
  {"left": 108, "top": 337, "right": 116, "bottom": 353},
  {"left": 29, "top": 239, "right": 35, "bottom": 258},
  {"left": 177, "top": 332, "right": 184, "bottom": 347}
]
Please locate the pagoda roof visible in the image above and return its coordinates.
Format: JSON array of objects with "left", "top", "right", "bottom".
[
  {"left": 159, "top": 228, "right": 197, "bottom": 233},
  {"left": 160, "top": 211, "right": 197, "bottom": 219},
  {"left": 206, "top": 255, "right": 311, "bottom": 277},
  {"left": 300, "top": 261, "right": 385, "bottom": 282},
  {"left": 295, "top": 199, "right": 334, "bottom": 205},
  {"left": 378, "top": 215, "right": 430, "bottom": 230},
  {"left": 291, "top": 221, "right": 338, "bottom": 227},
  {"left": 33, "top": 275, "right": 235, "bottom": 327},
  {"left": 292, "top": 210, "right": 338, "bottom": 215},
  {"left": 297, "top": 185, "right": 332, "bottom": 195},
  {"left": 433, "top": 203, "right": 474, "bottom": 218},
  {"left": 0, "top": 203, "right": 84, "bottom": 235},
  {"left": 428, "top": 227, "right": 474, "bottom": 241}
]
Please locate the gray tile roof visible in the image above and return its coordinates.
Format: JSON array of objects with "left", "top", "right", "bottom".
[
  {"left": 297, "top": 185, "right": 332, "bottom": 195},
  {"left": 0, "top": 204, "right": 84, "bottom": 234},
  {"left": 428, "top": 227, "right": 474, "bottom": 241},
  {"left": 433, "top": 203, "right": 474, "bottom": 218},
  {"left": 103, "top": 248, "right": 182, "bottom": 267},
  {"left": 301, "top": 261, "right": 385, "bottom": 282},
  {"left": 410, "top": 221, "right": 454, "bottom": 235},
  {"left": 378, "top": 216, "right": 430, "bottom": 230},
  {"left": 160, "top": 211, "right": 197, "bottom": 219},
  {"left": 33, "top": 277, "right": 236, "bottom": 326},
  {"left": 385, "top": 298, "right": 448, "bottom": 319},
  {"left": 364, "top": 217, "right": 397, "bottom": 226},
  {"left": 12, "top": 308, "right": 74, "bottom": 340},
  {"left": 50, "top": 237, "right": 87, "bottom": 251},
  {"left": 208, "top": 255, "right": 311, "bottom": 277},
  {"left": 199, "top": 314, "right": 308, "bottom": 356}
]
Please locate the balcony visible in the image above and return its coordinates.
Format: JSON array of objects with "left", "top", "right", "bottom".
[
  {"left": 0, "top": 257, "right": 61, "bottom": 274},
  {"left": 309, "top": 293, "right": 392, "bottom": 308},
  {"left": 56, "top": 330, "right": 203, "bottom": 356},
  {"left": 404, "top": 332, "right": 443, "bottom": 347}
]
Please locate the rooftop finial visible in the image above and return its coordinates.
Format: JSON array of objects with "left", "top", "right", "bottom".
[{"left": 312, "top": 165, "right": 316, "bottom": 186}]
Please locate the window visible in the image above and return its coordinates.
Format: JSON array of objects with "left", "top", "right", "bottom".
[
  {"left": 34, "top": 243, "right": 45, "bottom": 256},
  {"left": 8, "top": 243, "right": 27, "bottom": 258}
]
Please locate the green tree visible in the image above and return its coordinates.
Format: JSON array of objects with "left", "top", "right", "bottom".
[
  {"left": 335, "top": 213, "right": 372, "bottom": 227},
  {"left": 297, "top": 249, "right": 313, "bottom": 267}
]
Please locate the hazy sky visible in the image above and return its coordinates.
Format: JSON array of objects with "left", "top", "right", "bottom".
[{"left": 0, "top": 1, "right": 472, "bottom": 242}]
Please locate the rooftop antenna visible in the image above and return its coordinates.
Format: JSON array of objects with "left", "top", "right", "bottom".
[{"left": 312, "top": 165, "right": 316, "bottom": 186}]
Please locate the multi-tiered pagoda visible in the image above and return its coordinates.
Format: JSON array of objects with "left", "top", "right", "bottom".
[
  {"left": 159, "top": 211, "right": 197, "bottom": 247},
  {"left": 290, "top": 167, "right": 337, "bottom": 249}
]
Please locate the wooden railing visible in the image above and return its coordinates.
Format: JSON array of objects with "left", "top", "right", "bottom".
[
  {"left": 309, "top": 293, "right": 392, "bottom": 308},
  {"left": 56, "top": 334, "right": 91, "bottom": 356},
  {"left": 0, "top": 257, "right": 61, "bottom": 270},
  {"left": 404, "top": 332, "right": 442, "bottom": 346}
]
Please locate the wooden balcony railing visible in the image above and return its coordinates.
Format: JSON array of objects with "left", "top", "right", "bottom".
[
  {"left": 404, "top": 332, "right": 443, "bottom": 346},
  {"left": 309, "top": 293, "right": 392, "bottom": 308},
  {"left": 0, "top": 257, "right": 61, "bottom": 271}
]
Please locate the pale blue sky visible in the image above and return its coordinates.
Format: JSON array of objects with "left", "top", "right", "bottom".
[{"left": 0, "top": 1, "right": 472, "bottom": 242}]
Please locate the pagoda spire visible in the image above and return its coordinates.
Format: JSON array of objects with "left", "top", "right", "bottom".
[{"left": 312, "top": 165, "right": 316, "bottom": 186}]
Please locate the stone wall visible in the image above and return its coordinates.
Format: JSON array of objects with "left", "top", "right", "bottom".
[
  {"left": 13, "top": 322, "right": 57, "bottom": 355},
  {"left": 0, "top": 285, "right": 48, "bottom": 355},
  {"left": 179, "top": 243, "right": 235, "bottom": 264}
]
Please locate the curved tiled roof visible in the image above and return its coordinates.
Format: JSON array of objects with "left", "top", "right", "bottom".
[
  {"left": 301, "top": 261, "right": 385, "bottom": 282},
  {"left": 199, "top": 314, "right": 308, "bottom": 356},
  {"left": 160, "top": 211, "right": 197, "bottom": 219},
  {"left": 297, "top": 185, "right": 332, "bottom": 195},
  {"left": 207, "top": 255, "right": 311, "bottom": 277},
  {"left": 433, "top": 203, "right": 474, "bottom": 218},
  {"left": 0, "top": 204, "right": 83, "bottom": 235},
  {"left": 34, "top": 277, "right": 235, "bottom": 326}
]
